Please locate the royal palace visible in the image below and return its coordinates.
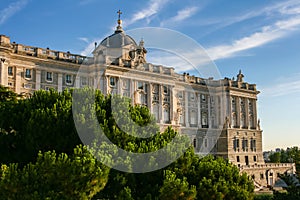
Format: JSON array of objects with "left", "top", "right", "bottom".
[{"left": 0, "top": 15, "right": 295, "bottom": 190}]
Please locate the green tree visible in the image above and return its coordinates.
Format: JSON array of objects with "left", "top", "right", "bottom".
[
  {"left": 159, "top": 170, "right": 196, "bottom": 200},
  {"left": 0, "top": 145, "right": 110, "bottom": 200},
  {"left": 269, "top": 152, "right": 281, "bottom": 163}
]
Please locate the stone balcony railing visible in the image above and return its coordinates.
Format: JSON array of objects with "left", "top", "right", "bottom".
[
  {"left": 240, "top": 163, "right": 295, "bottom": 170},
  {"left": 9, "top": 43, "right": 86, "bottom": 64}
]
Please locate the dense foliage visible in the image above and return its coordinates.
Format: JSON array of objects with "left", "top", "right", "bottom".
[
  {"left": 0, "top": 86, "right": 255, "bottom": 199},
  {"left": 0, "top": 145, "right": 109, "bottom": 200},
  {"left": 268, "top": 147, "right": 300, "bottom": 176}
]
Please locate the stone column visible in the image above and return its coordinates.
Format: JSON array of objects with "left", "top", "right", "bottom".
[
  {"left": 58, "top": 74, "right": 63, "bottom": 92},
  {"left": 170, "top": 86, "right": 175, "bottom": 125},
  {"left": 117, "top": 77, "right": 121, "bottom": 95},
  {"left": 75, "top": 75, "right": 80, "bottom": 88},
  {"left": 245, "top": 98, "right": 249, "bottom": 129},
  {"left": 253, "top": 99, "right": 258, "bottom": 129},
  {"left": 148, "top": 83, "right": 153, "bottom": 113},
  {"left": 236, "top": 97, "right": 241, "bottom": 128},
  {"left": 0, "top": 59, "right": 8, "bottom": 86},
  {"left": 131, "top": 79, "right": 135, "bottom": 105},
  {"left": 208, "top": 95, "right": 211, "bottom": 128},
  {"left": 159, "top": 85, "right": 163, "bottom": 124},
  {"left": 15, "top": 67, "right": 22, "bottom": 94},
  {"left": 198, "top": 93, "right": 201, "bottom": 127},
  {"left": 185, "top": 91, "right": 189, "bottom": 127},
  {"left": 35, "top": 70, "right": 41, "bottom": 90}
]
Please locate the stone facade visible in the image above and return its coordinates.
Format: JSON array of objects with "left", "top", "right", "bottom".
[{"left": 0, "top": 16, "right": 295, "bottom": 189}]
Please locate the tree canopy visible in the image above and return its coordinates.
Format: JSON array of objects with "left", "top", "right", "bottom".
[{"left": 0, "top": 87, "right": 255, "bottom": 199}]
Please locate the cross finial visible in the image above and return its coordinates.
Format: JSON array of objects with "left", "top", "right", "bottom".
[{"left": 117, "top": 9, "right": 122, "bottom": 21}]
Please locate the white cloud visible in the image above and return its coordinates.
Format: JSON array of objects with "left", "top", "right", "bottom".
[
  {"left": 160, "top": 6, "right": 198, "bottom": 26},
  {"left": 78, "top": 37, "right": 89, "bottom": 44},
  {"left": 261, "top": 74, "right": 300, "bottom": 97},
  {"left": 123, "top": 0, "right": 170, "bottom": 26},
  {"left": 206, "top": 16, "right": 300, "bottom": 60},
  {"left": 0, "top": 0, "right": 28, "bottom": 25}
]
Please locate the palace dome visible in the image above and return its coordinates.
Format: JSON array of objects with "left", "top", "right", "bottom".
[{"left": 99, "top": 31, "right": 137, "bottom": 48}]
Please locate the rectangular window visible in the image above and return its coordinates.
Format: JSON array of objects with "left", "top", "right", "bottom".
[
  {"left": 163, "top": 86, "right": 168, "bottom": 94},
  {"left": 237, "top": 156, "right": 240, "bottom": 162},
  {"left": 65, "top": 74, "right": 72, "bottom": 85},
  {"left": 110, "top": 77, "right": 116, "bottom": 87},
  {"left": 81, "top": 77, "right": 87, "bottom": 86},
  {"left": 204, "top": 138, "right": 208, "bottom": 148},
  {"left": 193, "top": 138, "right": 197, "bottom": 148},
  {"left": 137, "top": 81, "right": 143, "bottom": 90},
  {"left": 190, "top": 92, "right": 195, "bottom": 101},
  {"left": 201, "top": 94, "right": 206, "bottom": 102},
  {"left": 260, "top": 174, "right": 264, "bottom": 179},
  {"left": 25, "top": 69, "right": 32, "bottom": 79},
  {"left": 177, "top": 91, "right": 183, "bottom": 99},
  {"left": 8, "top": 67, "right": 13, "bottom": 76},
  {"left": 46, "top": 72, "right": 53, "bottom": 82},
  {"left": 253, "top": 156, "right": 257, "bottom": 162}
]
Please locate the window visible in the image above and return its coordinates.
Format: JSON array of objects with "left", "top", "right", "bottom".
[
  {"left": 193, "top": 138, "right": 197, "bottom": 148},
  {"left": 237, "top": 156, "right": 240, "bottom": 162},
  {"left": 233, "top": 137, "right": 240, "bottom": 151},
  {"left": 201, "top": 94, "right": 206, "bottom": 101},
  {"left": 190, "top": 92, "right": 195, "bottom": 101},
  {"left": 251, "top": 139, "right": 256, "bottom": 151},
  {"left": 253, "top": 156, "right": 257, "bottom": 162},
  {"left": 163, "top": 86, "right": 168, "bottom": 94},
  {"left": 190, "top": 110, "right": 197, "bottom": 125},
  {"left": 110, "top": 77, "right": 116, "bottom": 87},
  {"left": 177, "top": 91, "right": 183, "bottom": 99},
  {"left": 81, "top": 77, "right": 87, "bottom": 86},
  {"left": 122, "top": 79, "right": 129, "bottom": 89},
  {"left": 23, "top": 83, "right": 32, "bottom": 89},
  {"left": 153, "top": 104, "right": 159, "bottom": 122},
  {"left": 46, "top": 72, "right": 53, "bottom": 82},
  {"left": 137, "top": 81, "right": 143, "bottom": 90},
  {"left": 163, "top": 107, "right": 170, "bottom": 123},
  {"left": 8, "top": 67, "right": 13, "bottom": 76},
  {"left": 25, "top": 69, "right": 32, "bottom": 79},
  {"left": 65, "top": 74, "right": 72, "bottom": 85},
  {"left": 242, "top": 138, "right": 248, "bottom": 151},
  {"left": 8, "top": 82, "right": 13, "bottom": 87},
  {"left": 204, "top": 138, "right": 208, "bottom": 148},
  {"left": 201, "top": 112, "right": 208, "bottom": 128},
  {"left": 179, "top": 113, "right": 184, "bottom": 125},
  {"left": 260, "top": 174, "right": 264, "bottom": 179}
]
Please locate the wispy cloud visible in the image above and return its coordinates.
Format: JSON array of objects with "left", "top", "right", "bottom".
[
  {"left": 160, "top": 6, "right": 198, "bottom": 26},
  {"left": 78, "top": 37, "right": 89, "bottom": 44},
  {"left": 206, "top": 15, "right": 300, "bottom": 60},
  {"left": 0, "top": 0, "right": 28, "bottom": 25},
  {"left": 261, "top": 73, "right": 300, "bottom": 97},
  {"left": 123, "top": 0, "right": 170, "bottom": 26}
]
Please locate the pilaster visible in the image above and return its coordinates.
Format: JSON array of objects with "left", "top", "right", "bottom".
[
  {"left": 58, "top": 74, "right": 63, "bottom": 92},
  {"left": 35, "top": 70, "right": 41, "bottom": 90},
  {"left": 0, "top": 58, "right": 8, "bottom": 86}
]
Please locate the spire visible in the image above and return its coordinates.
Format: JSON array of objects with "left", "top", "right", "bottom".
[{"left": 115, "top": 9, "right": 123, "bottom": 33}]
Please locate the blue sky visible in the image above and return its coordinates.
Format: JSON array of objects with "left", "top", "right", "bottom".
[{"left": 1, "top": 0, "right": 300, "bottom": 151}]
